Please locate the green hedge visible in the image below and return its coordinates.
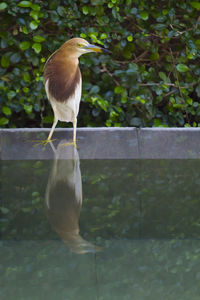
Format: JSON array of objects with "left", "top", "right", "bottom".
[{"left": 1, "top": 0, "right": 200, "bottom": 128}]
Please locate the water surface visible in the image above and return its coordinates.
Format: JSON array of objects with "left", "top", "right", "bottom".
[{"left": 1, "top": 146, "right": 200, "bottom": 299}]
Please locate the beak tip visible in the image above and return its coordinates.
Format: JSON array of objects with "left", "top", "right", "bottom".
[{"left": 101, "top": 48, "right": 112, "bottom": 54}]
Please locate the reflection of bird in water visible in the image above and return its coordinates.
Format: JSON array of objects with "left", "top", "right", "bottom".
[{"left": 45, "top": 141, "right": 100, "bottom": 254}]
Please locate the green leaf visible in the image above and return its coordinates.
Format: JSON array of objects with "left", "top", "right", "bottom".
[
  {"left": 176, "top": 64, "right": 189, "bottom": 73},
  {"left": 0, "top": 207, "right": 9, "bottom": 214},
  {"left": 18, "top": 1, "right": 32, "bottom": 8},
  {"left": 140, "top": 11, "right": 149, "bottom": 20},
  {"left": 186, "top": 98, "right": 193, "bottom": 105},
  {"left": 150, "top": 53, "right": 160, "bottom": 60},
  {"left": 159, "top": 72, "right": 167, "bottom": 81},
  {"left": 43, "top": 116, "right": 54, "bottom": 123},
  {"left": 21, "top": 207, "right": 32, "bottom": 213},
  {"left": 30, "top": 21, "right": 38, "bottom": 30},
  {"left": 33, "top": 35, "right": 45, "bottom": 43},
  {"left": 23, "top": 87, "right": 29, "bottom": 93},
  {"left": 7, "top": 91, "right": 16, "bottom": 99},
  {"left": 0, "top": 2, "right": 7, "bottom": 10},
  {"left": 10, "top": 53, "right": 21, "bottom": 63},
  {"left": 114, "top": 86, "right": 125, "bottom": 94},
  {"left": 1, "top": 39, "right": 7, "bottom": 48},
  {"left": 100, "top": 33, "right": 107, "bottom": 39},
  {"left": 22, "top": 26, "right": 29, "bottom": 34},
  {"left": 20, "top": 41, "right": 31, "bottom": 50},
  {"left": 155, "top": 87, "right": 163, "bottom": 95},
  {"left": 32, "top": 191, "right": 40, "bottom": 197},
  {"left": 162, "top": 9, "right": 169, "bottom": 15},
  {"left": 31, "top": 3, "right": 40, "bottom": 11},
  {"left": 187, "top": 53, "right": 195, "bottom": 59},
  {"left": 57, "top": 6, "right": 66, "bottom": 16},
  {"left": 80, "top": 33, "right": 87, "bottom": 38},
  {"left": 32, "top": 43, "right": 42, "bottom": 53},
  {"left": 30, "top": 10, "right": 39, "bottom": 20},
  {"left": 23, "top": 72, "right": 31, "bottom": 82},
  {"left": 127, "top": 35, "right": 133, "bottom": 42},
  {"left": 0, "top": 117, "right": 9, "bottom": 125},
  {"left": 90, "top": 85, "right": 100, "bottom": 94},
  {"left": 190, "top": 2, "right": 200, "bottom": 10},
  {"left": 130, "top": 117, "right": 142, "bottom": 126},
  {"left": 82, "top": 6, "right": 89, "bottom": 15},
  {"left": 195, "top": 39, "right": 200, "bottom": 46},
  {"left": 2, "top": 106, "right": 11, "bottom": 116},
  {"left": 24, "top": 104, "right": 33, "bottom": 114},
  {"left": 1, "top": 55, "right": 10, "bottom": 68}
]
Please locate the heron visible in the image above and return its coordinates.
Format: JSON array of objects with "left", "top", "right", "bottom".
[{"left": 43, "top": 37, "right": 110, "bottom": 147}]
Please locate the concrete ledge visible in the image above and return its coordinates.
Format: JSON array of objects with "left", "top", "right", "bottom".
[{"left": 1, "top": 127, "right": 200, "bottom": 160}]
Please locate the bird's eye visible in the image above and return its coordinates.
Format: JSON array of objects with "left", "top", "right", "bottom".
[{"left": 77, "top": 43, "right": 84, "bottom": 48}]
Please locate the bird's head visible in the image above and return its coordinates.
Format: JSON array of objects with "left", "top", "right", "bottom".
[{"left": 61, "top": 37, "right": 111, "bottom": 58}]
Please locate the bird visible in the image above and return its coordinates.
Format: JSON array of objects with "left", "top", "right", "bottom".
[
  {"left": 45, "top": 140, "right": 101, "bottom": 253},
  {"left": 43, "top": 37, "right": 110, "bottom": 147}
]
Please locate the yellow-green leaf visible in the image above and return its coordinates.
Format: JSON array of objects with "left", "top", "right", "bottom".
[
  {"left": 0, "top": 117, "right": 9, "bottom": 125},
  {"left": 23, "top": 73, "right": 31, "bottom": 82},
  {"left": 30, "top": 10, "right": 39, "bottom": 20},
  {"left": 0, "top": 2, "right": 7, "bottom": 10},
  {"left": 100, "top": 33, "right": 107, "bottom": 39},
  {"left": 1, "top": 55, "right": 10, "bottom": 68},
  {"left": 18, "top": 1, "right": 31, "bottom": 8},
  {"left": 127, "top": 35, "right": 133, "bottom": 42},
  {"left": 2, "top": 106, "right": 11, "bottom": 116},
  {"left": 82, "top": 6, "right": 89, "bottom": 15},
  {"left": 150, "top": 53, "right": 160, "bottom": 60},
  {"left": 20, "top": 41, "right": 31, "bottom": 50},
  {"left": 190, "top": 2, "right": 200, "bottom": 10},
  {"left": 33, "top": 35, "right": 45, "bottom": 43},
  {"left": 30, "top": 21, "right": 38, "bottom": 30},
  {"left": 80, "top": 33, "right": 87, "bottom": 38},
  {"left": 24, "top": 104, "right": 32, "bottom": 114},
  {"left": 32, "top": 43, "right": 42, "bottom": 53},
  {"left": 176, "top": 64, "right": 189, "bottom": 73},
  {"left": 114, "top": 86, "right": 125, "bottom": 94},
  {"left": 140, "top": 11, "right": 149, "bottom": 20},
  {"left": 31, "top": 3, "right": 40, "bottom": 11}
]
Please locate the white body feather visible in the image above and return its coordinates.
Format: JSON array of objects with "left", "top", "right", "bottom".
[{"left": 45, "top": 78, "right": 82, "bottom": 123}]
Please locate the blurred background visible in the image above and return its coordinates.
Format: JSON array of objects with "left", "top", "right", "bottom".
[{"left": 1, "top": 0, "right": 200, "bottom": 128}]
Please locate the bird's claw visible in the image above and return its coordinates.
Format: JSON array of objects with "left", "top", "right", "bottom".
[
  {"left": 60, "top": 140, "right": 78, "bottom": 149},
  {"left": 31, "top": 139, "right": 56, "bottom": 147}
]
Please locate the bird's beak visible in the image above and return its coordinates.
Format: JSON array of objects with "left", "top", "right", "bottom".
[{"left": 84, "top": 44, "right": 111, "bottom": 54}]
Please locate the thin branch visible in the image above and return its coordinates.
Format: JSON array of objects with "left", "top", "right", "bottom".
[
  {"left": 100, "top": 66, "right": 120, "bottom": 86},
  {"left": 163, "top": 90, "right": 177, "bottom": 98},
  {"left": 133, "top": 50, "right": 149, "bottom": 63},
  {"left": 139, "top": 82, "right": 185, "bottom": 88}
]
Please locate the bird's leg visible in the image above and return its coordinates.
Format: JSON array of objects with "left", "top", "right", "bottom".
[
  {"left": 60, "top": 116, "right": 77, "bottom": 149},
  {"left": 32, "top": 118, "right": 58, "bottom": 147},
  {"left": 47, "top": 118, "right": 58, "bottom": 142},
  {"left": 73, "top": 117, "right": 77, "bottom": 148}
]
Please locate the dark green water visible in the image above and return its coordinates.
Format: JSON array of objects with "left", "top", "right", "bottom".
[{"left": 1, "top": 159, "right": 200, "bottom": 300}]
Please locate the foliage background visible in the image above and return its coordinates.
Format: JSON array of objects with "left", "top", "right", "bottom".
[{"left": 1, "top": 0, "right": 200, "bottom": 128}]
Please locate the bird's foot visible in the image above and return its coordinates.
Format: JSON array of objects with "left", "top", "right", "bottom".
[
  {"left": 60, "top": 140, "right": 78, "bottom": 149},
  {"left": 31, "top": 139, "right": 56, "bottom": 147}
]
